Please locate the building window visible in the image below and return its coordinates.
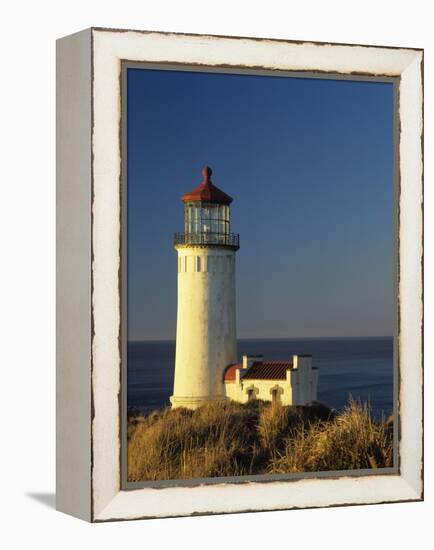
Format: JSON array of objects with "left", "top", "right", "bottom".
[
  {"left": 226, "top": 255, "right": 232, "bottom": 272},
  {"left": 196, "top": 256, "right": 201, "bottom": 272},
  {"left": 218, "top": 256, "right": 224, "bottom": 273},
  {"left": 247, "top": 389, "right": 256, "bottom": 402}
]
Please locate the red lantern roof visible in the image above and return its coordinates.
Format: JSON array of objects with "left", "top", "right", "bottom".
[{"left": 181, "top": 166, "right": 233, "bottom": 204}]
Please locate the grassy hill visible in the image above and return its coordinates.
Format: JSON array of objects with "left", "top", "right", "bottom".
[{"left": 127, "top": 399, "right": 393, "bottom": 482}]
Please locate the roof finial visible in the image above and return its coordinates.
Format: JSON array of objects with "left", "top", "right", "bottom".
[
  {"left": 202, "top": 165, "right": 212, "bottom": 184},
  {"left": 181, "top": 164, "right": 232, "bottom": 204}
]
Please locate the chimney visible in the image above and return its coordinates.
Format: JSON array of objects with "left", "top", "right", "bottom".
[
  {"left": 242, "top": 354, "right": 263, "bottom": 369},
  {"left": 292, "top": 354, "right": 312, "bottom": 371}
]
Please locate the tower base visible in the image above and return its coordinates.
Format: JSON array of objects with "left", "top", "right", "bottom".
[{"left": 170, "top": 395, "right": 227, "bottom": 410}]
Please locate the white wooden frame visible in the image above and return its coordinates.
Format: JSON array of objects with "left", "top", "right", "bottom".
[{"left": 56, "top": 27, "right": 423, "bottom": 522}]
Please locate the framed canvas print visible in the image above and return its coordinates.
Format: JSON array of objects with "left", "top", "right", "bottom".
[{"left": 56, "top": 27, "right": 423, "bottom": 522}]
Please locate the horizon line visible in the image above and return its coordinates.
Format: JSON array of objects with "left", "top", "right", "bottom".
[{"left": 128, "top": 335, "right": 394, "bottom": 344}]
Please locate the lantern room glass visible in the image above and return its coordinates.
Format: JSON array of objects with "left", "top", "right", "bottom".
[{"left": 184, "top": 202, "right": 230, "bottom": 245}]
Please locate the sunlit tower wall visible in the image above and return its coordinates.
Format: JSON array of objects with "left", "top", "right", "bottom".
[{"left": 170, "top": 166, "right": 240, "bottom": 409}]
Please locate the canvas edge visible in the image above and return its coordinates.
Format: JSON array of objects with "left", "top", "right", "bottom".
[
  {"left": 91, "top": 25, "right": 423, "bottom": 53},
  {"left": 56, "top": 27, "right": 93, "bottom": 522},
  {"left": 396, "top": 51, "right": 424, "bottom": 501},
  {"left": 87, "top": 28, "right": 423, "bottom": 522}
]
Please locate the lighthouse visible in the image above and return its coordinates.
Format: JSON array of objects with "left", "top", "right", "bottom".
[{"left": 170, "top": 166, "right": 240, "bottom": 409}]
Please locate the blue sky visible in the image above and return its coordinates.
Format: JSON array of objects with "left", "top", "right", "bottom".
[{"left": 127, "top": 68, "right": 394, "bottom": 340}]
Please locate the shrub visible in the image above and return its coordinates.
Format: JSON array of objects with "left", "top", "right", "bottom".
[
  {"left": 127, "top": 399, "right": 393, "bottom": 481},
  {"left": 267, "top": 399, "right": 393, "bottom": 473},
  {"left": 128, "top": 401, "right": 261, "bottom": 481}
]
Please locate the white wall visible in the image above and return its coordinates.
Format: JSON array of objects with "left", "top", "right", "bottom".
[
  {"left": 172, "top": 246, "right": 237, "bottom": 407},
  {"left": 290, "top": 355, "right": 316, "bottom": 405},
  {"left": 225, "top": 378, "right": 294, "bottom": 405}
]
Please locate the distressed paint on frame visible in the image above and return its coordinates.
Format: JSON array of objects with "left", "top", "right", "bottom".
[{"left": 88, "top": 27, "right": 423, "bottom": 522}]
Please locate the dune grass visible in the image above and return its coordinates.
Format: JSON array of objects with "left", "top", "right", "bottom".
[
  {"left": 267, "top": 400, "right": 393, "bottom": 474},
  {"left": 127, "top": 399, "right": 393, "bottom": 482}
]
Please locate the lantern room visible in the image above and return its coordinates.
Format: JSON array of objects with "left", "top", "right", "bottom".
[{"left": 174, "top": 166, "right": 239, "bottom": 248}]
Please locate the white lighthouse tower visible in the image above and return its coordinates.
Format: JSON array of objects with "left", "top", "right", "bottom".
[{"left": 170, "top": 166, "right": 239, "bottom": 409}]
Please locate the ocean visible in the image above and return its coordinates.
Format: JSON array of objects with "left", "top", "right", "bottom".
[{"left": 127, "top": 337, "right": 394, "bottom": 419}]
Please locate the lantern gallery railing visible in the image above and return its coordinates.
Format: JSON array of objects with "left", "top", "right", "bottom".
[{"left": 174, "top": 232, "right": 240, "bottom": 248}]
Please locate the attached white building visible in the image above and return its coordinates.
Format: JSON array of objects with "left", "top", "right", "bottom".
[
  {"left": 170, "top": 166, "right": 319, "bottom": 409},
  {"left": 224, "top": 354, "right": 319, "bottom": 406}
]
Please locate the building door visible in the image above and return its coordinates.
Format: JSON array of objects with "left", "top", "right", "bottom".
[
  {"left": 271, "top": 388, "right": 281, "bottom": 405},
  {"left": 247, "top": 389, "right": 256, "bottom": 402}
]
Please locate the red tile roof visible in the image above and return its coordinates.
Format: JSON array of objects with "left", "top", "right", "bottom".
[
  {"left": 181, "top": 166, "right": 233, "bottom": 204},
  {"left": 242, "top": 361, "right": 293, "bottom": 380},
  {"left": 223, "top": 360, "right": 293, "bottom": 382},
  {"left": 223, "top": 363, "right": 242, "bottom": 382}
]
